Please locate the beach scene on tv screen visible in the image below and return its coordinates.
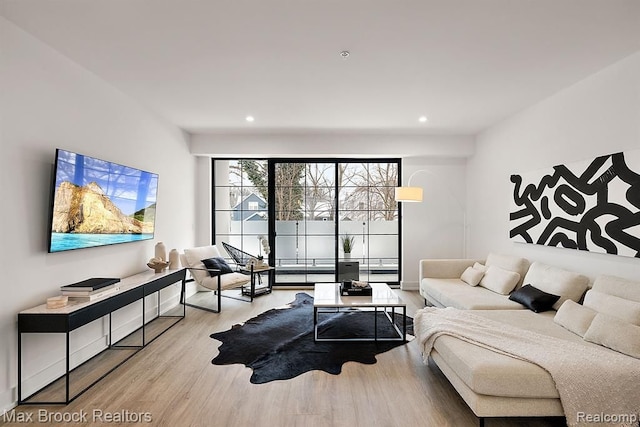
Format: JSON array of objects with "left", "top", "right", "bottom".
[{"left": 49, "top": 150, "right": 158, "bottom": 252}]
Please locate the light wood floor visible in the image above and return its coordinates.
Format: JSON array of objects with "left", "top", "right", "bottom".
[{"left": 8, "top": 289, "right": 567, "bottom": 427}]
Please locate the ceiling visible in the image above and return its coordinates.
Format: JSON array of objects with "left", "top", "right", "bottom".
[{"left": 2, "top": 0, "right": 640, "bottom": 135}]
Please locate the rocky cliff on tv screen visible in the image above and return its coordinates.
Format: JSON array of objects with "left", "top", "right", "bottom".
[{"left": 48, "top": 149, "right": 158, "bottom": 253}]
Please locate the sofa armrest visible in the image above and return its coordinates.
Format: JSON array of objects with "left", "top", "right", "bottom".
[{"left": 419, "top": 259, "right": 484, "bottom": 280}]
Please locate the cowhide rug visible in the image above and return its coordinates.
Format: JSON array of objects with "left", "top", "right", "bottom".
[{"left": 210, "top": 292, "right": 414, "bottom": 384}]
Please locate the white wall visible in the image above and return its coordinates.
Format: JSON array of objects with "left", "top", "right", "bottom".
[
  {"left": 0, "top": 17, "right": 196, "bottom": 410},
  {"left": 468, "top": 50, "right": 640, "bottom": 281},
  {"left": 400, "top": 158, "right": 467, "bottom": 290},
  {"left": 191, "top": 133, "right": 475, "bottom": 158}
]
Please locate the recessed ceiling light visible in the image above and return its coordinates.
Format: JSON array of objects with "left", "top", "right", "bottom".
[
  {"left": 418, "top": 116, "right": 428, "bottom": 123},
  {"left": 339, "top": 50, "right": 350, "bottom": 59},
  {"left": 245, "top": 116, "right": 255, "bottom": 122}
]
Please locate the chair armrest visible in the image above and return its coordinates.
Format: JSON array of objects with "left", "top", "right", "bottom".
[{"left": 419, "top": 259, "right": 484, "bottom": 280}]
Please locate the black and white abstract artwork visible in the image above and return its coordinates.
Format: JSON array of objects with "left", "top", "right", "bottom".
[{"left": 510, "top": 150, "right": 640, "bottom": 258}]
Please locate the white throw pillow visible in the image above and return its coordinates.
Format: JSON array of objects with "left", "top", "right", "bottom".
[
  {"left": 583, "top": 313, "right": 640, "bottom": 359},
  {"left": 583, "top": 290, "right": 640, "bottom": 325},
  {"left": 522, "top": 262, "right": 589, "bottom": 310},
  {"left": 460, "top": 266, "right": 484, "bottom": 287},
  {"left": 485, "top": 253, "right": 529, "bottom": 284},
  {"left": 473, "top": 262, "right": 487, "bottom": 273},
  {"left": 479, "top": 265, "right": 521, "bottom": 295},
  {"left": 592, "top": 275, "right": 640, "bottom": 303},
  {"left": 553, "top": 300, "right": 597, "bottom": 337}
]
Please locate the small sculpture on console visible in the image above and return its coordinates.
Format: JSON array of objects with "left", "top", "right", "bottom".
[{"left": 147, "top": 257, "right": 169, "bottom": 273}]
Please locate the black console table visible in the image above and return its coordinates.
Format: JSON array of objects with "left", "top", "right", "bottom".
[{"left": 18, "top": 268, "right": 186, "bottom": 405}]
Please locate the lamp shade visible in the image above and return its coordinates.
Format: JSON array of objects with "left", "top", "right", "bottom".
[{"left": 395, "top": 186, "right": 423, "bottom": 202}]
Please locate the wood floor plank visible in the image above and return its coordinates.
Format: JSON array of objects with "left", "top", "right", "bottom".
[{"left": 8, "top": 289, "right": 565, "bottom": 427}]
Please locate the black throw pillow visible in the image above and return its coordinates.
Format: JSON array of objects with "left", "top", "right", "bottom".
[
  {"left": 201, "top": 257, "right": 233, "bottom": 276},
  {"left": 508, "top": 284, "right": 560, "bottom": 313}
]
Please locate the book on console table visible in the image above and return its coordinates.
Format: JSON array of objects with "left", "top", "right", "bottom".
[
  {"left": 62, "top": 285, "right": 121, "bottom": 297},
  {"left": 60, "top": 277, "right": 120, "bottom": 293},
  {"left": 66, "top": 287, "right": 120, "bottom": 302}
]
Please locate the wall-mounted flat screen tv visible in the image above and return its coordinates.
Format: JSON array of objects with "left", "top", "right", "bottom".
[{"left": 48, "top": 149, "right": 159, "bottom": 253}]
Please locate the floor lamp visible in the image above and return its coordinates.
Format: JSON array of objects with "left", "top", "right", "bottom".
[{"left": 395, "top": 169, "right": 467, "bottom": 257}]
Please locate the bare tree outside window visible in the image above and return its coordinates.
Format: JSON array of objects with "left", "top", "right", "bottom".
[
  {"left": 338, "top": 163, "right": 398, "bottom": 221},
  {"left": 230, "top": 160, "right": 397, "bottom": 221},
  {"left": 305, "top": 163, "right": 334, "bottom": 220}
]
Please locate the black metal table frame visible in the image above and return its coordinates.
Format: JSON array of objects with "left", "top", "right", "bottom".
[
  {"left": 240, "top": 266, "right": 275, "bottom": 301},
  {"left": 313, "top": 304, "right": 406, "bottom": 342},
  {"left": 18, "top": 269, "right": 186, "bottom": 405}
]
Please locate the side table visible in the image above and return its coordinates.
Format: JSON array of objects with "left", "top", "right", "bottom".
[{"left": 240, "top": 266, "right": 275, "bottom": 300}]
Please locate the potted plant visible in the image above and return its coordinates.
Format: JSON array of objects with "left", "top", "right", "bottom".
[{"left": 341, "top": 233, "right": 355, "bottom": 259}]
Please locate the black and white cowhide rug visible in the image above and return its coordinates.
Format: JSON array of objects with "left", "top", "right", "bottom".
[{"left": 210, "top": 292, "right": 413, "bottom": 384}]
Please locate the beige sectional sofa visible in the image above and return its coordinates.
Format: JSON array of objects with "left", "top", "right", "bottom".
[{"left": 416, "top": 254, "right": 640, "bottom": 425}]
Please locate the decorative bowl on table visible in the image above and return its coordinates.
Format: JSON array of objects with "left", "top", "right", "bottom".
[{"left": 147, "top": 257, "right": 169, "bottom": 273}]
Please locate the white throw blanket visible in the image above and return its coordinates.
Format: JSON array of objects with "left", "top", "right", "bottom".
[{"left": 415, "top": 307, "right": 640, "bottom": 427}]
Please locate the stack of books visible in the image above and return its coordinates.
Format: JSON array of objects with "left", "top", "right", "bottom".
[
  {"left": 340, "top": 280, "right": 372, "bottom": 296},
  {"left": 61, "top": 278, "right": 121, "bottom": 302}
]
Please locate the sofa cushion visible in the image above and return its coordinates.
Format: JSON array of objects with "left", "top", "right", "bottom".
[
  {"left": 421, "top": 278, "right": 459, "bottom": 302},
  {"left": 460, "top": 266, "right": 484, "bottom": 286},
  {"left": 583, "top": 313, "right": 640, "bottom": 359},
  {"left": 430, "top": 350, "right": 565, "bottom": 417},
  {"left": 431, "top": 310, "right": 572, "bottom": 399},
  {"left": 433, "top": 335, "right": 559, "bottom": 399},
  {"left": 199, "top": 272, "right": 250, "bottom": 291},
  {"left": 583, "top": 289, "right": 640, "bottom": 325},
  {"left": 592, "top": 275, "right": 640, "bottom": 303},
  {"left": 553, "top": 300, "right": 597, "bottom": 337},
  {"left": 485, "top": 253, "right": 530, "bottom": 287},
  {"left": 508, "top": 284, "right": 560, "bottom": 313},
  {"left": 479, "top": 265, "right": 520, "bottom": 295},
  {"left": 521, "top": 262, "right": 589, "bottom": 310},
  {"left": 473, "top": 262, "right": 487, "bottom": 273},
  {"left": 422, "top": 278, "right": 524, "bottom": 310}
]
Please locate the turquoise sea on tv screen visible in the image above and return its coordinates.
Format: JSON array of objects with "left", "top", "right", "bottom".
[{"left": 50, "top": 233, "right": 154, "bottom": 252}]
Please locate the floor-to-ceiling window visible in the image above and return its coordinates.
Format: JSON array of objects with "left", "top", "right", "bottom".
[
  {"left": 274, "top": 161, "right": 336, "bottom": 283},
  {"left": 213, "top": 160, "right": 269, "bottom": 257},
  {"left": 213, "top": 158, "right": 400, "bottom": 286}
]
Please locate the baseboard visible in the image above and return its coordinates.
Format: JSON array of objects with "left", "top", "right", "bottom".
[
  {"left": 0, "top": 388, "right": 17, "bottom": 414},
  {"left": 19, "top": 331, "right": 110, "bottom": 400},
  {"left": 400, "top": 280, "right": 419, "bottom": 291}
]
